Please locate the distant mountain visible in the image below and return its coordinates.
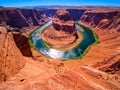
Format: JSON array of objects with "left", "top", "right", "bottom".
[
  {"left": 22, "top": 5, "right": 80, "bottom": 9},
  {"left": 22, "top": 5, "right": 120, "bottom": 9},
  {"left": 34, "top": 5, "right": 80, "bottom": 9},
  {"left": 0, "top": 6, "right": 3, "bottom": 8}
]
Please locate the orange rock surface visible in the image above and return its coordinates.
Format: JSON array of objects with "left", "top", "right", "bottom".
[
  {"left": 0, "top": 27, "right": 25, "bottom": 82},
  {"left": 0, "top": 7, "right": 120, "bottom": 90},
  {"left": 41, "top": 9, "right": 78, "bottom": 48}
]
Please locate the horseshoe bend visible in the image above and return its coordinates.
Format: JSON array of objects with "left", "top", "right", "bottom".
[
  {"left": 41, "top": 10, "right": 79, "bottom": 50},
  {"left": 29, "top": 10, "right": 99, "bottom": 59},
  {"left": 0, "top": 6, "right": 120, "bottom": 90}
]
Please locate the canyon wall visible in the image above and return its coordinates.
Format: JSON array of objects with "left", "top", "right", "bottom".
[
  {"left": 0, "top": 7, "right": 120, "bottom": 90},
  {"left": 0, "top": 27, "right": 25, "bottom": 82},
  {"left": 68, "top": 8, "right": 120, "bottom": 31},
  {"left": 42, "top": 9, "right": 57, "bottom": 17},
  {"left": 67, "top": 9, "right": 86, "bottom": 21},
  {"left": 0, "top": 8, "right": 48, "bottom": 28},
  {"left": 52, "top": 9, "right": 77, "bottom": 35},
  {"left": 0, "top": 8, "right": 48, "bottom": 83},
  {"left": 41, "top": 9, "right": 78, "bottom": 48},
  {"left": 81, "top": 10, "right": 120, "bottom": 31},
  {"left": 42, "top": 8, "right": 120, "bottom": 31}
]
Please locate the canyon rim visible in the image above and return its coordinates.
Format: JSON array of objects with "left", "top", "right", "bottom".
[{"left": 0, "top": 4, "right": 120, "bottom": 90}]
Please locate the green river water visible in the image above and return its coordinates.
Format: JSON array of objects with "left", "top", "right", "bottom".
[{"left": 29, "top": 21, "right": 99, "bottom": 60}]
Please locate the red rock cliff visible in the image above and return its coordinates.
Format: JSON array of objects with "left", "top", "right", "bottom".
[
  {"left": 0, "top": 8, "right": 48, "bottom": 82},
  {"left": 52, "top": 9, "right": 77, "bottom": 36},
  {"left": 41, "top": 9, "right": 78, "bottom": 48},
  {"left": 0, "top": 27, "right": 25, "bottom": 82},
  {"left": 80, "top": 9, "right": 120, "bottom": 31},
  {"left": 0, "top": 7, "right": 120, "bottom": 90},
  {"left": 42, "top": 7, "right": 120, "bottom": 31},
  {"left": 0, "top": 8, "right": 48, "bottom": 28}
]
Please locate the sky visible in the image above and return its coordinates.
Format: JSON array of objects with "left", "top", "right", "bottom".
[{"left": 0, "top": 0, "right": 120, "bottom": 7}]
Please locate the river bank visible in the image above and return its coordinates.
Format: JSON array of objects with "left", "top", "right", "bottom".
[{"left": 29, "top": 21, "right": 99, "bottom": 60}]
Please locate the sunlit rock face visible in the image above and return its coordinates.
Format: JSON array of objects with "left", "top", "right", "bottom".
[
  {"left": 80, "top": 10, "right": 120, "bottom": 31},
  {"left": 0, "top": 26, "right": 25, "bottom": 82},
  {"left": 41, "top": 9, "right": 78, "bottom": 48},
  {"left": 0, "top": 7, "right": 120, "bottom": 90},
  {"left": 0, "top": 8, "right": 49, "bottom": 83},
  {"left": 52, "top": 9, "right": 77, "bottom": 36}
]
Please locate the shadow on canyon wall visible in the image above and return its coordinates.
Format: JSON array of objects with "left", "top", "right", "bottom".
[{"left": 13, "top": 33, "right": 32, "bottom": 57}]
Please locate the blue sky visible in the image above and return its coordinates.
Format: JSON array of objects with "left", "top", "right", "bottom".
[{"left": 0, "top": 0, "right": 120, "bottom": 7}]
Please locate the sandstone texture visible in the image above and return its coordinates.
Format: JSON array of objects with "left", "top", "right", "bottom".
[
  {"left": 0, "top": 8, "right": 48, "bottom": 28},
  {"left": 41, "top": 9, "right": 78, "bottom": 48},
  {"left": 0, "top": 8, "right": 48, "bottom": 83},
  {"left": 80, "top": 9, "right": 120, "bottom": 31},
  {"left": 0, "top": 27, "right": 25, "bottom": 82},
  {"left": 52, "top": 9, "right": 76, "bottom": 35},
  {"left": 43, "top": 7, "right": 120, "bottom": 32},
  {"left": 0, "top": 7, "right": 120, "bottom": 90}
]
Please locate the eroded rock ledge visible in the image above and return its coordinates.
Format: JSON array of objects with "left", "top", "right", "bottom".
[
  {"left": 41, "top": 9, "right": 79, "bottom": 49},
  {"left": 0, "top": 8, "right": 48, "bottom": 28},
  {"left": 0, "top": 8, "right": 48, "bottom": 82},
  {"left": 0, "top": 27, "right": 25, "bottom": 82},
  {"left": 0, "top": 7, "right": 120, "bottom": 90}
]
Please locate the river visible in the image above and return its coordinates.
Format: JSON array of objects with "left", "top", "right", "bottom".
[{"left": 29, "top": 21, "right": 99, "bottom": 60}]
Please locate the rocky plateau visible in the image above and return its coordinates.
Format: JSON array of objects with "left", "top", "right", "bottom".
[{"left": 0, "top": 7, "right": 120, "bottom": 90}]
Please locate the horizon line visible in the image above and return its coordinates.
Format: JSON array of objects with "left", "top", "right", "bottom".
[{"left": 1, "top": 5, "right": 120, "bottom": 8}]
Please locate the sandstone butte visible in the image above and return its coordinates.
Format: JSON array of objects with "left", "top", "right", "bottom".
[
  {"left": 0, "top": 7, "right": 120, "bottom": 90},
  {"left": 41, "top": 9, "right": 81, "bottom": 50}
]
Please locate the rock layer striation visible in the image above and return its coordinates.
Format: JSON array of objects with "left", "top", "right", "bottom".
[
  {"left": 41, "top": 9, "right": 78, "bottom": 48},
  {"left": 0, "top": 8, "right": 48, "bottom": 28},
  {"left": 0, "top": 7, "right": 120, "bottom": 90}
]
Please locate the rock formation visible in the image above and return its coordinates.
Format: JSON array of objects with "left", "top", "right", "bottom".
[
  {"left": 0, "top": 26, "right": 25, "bottom": 82},
  {"left": 67, "top": 9, "right": 86, "bottom": 21},
  {"left": 0, "top": 7, "right": 120, "bottom": 90},
  {"left": 42, "top": 9, "right": 57, "bottom": 17},
  {"left": 52, "top": 9, "right": 77, "bottom": 35},
  {"left": 0, "top": 8, "right": 48, "bottom": 82},
  {"left": 41, "top": 9, "right": 78, "bottom": 48},
  {"left": 80, "top": 9, "right": 120, "bottom": 31},
  {"left": 41, "top": 7, "right": 120, "bottom": 32},
  {"left": 0, "top": 8, "right": 48, "bottom": 28}
]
